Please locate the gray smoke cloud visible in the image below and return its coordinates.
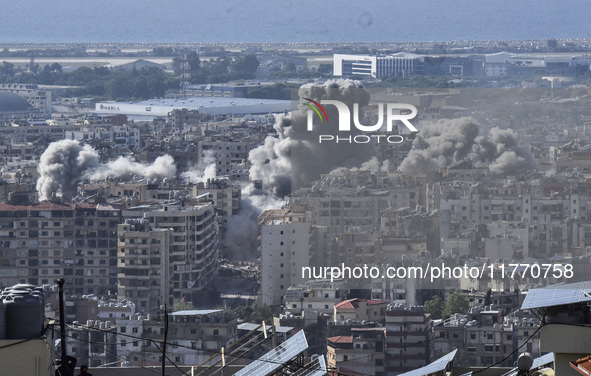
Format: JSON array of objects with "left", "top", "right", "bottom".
[
  {"left": 223, "top": 182, "right": 285, "bottom": 261},
  {"left": 247, "top": 79, "right": 376, "bottom": 197},
  {"left": 398, "top": 118, "right": 535, "bottom": 178},
  {"left": 226, "top": 79, "right": 378, "bottom": 260},
  {"left": 36, "top": 140, "right": 100, "bottom": 203},
  {"left": 37, "top": 140, "right": 176, "bottom": 202}
]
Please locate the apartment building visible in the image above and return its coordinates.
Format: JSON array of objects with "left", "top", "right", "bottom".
[
  {"left": 385, "top": 305, "right": 431, "bottom": 375},
  {"left": 334, "top": 298, "right": 388, "bottom": 324},
  {"left": 117, "top": 220, "right": 173, "bottom": 311},
  {"left": 327, "top": 328, "right": 387, "bottom": 376},
  {"left": 0, "top": 202, "right": 121, "bottom": 296},
  {"left": 259, "top": 209, "right": 312, "bottom": 306},
  {"left": 198, "top": 134, "right": 261, "bottom": 175},
  {"left": 284, "top": 279, "right": 345, "bottom": 316},
  {"left": 142, "top": 202, "right": 218, "bottom": 302},
  {"left": 117, "top": 309, "right": 237, "bottom": 366}
]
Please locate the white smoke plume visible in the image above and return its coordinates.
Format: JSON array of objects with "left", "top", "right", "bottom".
[
  {"left": 37, "top": 140, "right": 176, "bottom": 202},
  {"left": 88, "top": 155, "right": 176, "bottom": 181},
  {"left": 398, "top": 118, "right": 535, "bottom": 178},
  {"left": 183, "top": 149, "right": 217, "bottom": 184}
]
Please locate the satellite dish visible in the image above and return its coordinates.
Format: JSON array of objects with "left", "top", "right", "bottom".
[{"left": 517, "top": 352, "right": 534, "bottom": 371}]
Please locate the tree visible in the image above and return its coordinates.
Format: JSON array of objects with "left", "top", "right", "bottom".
[
  {"left": 443, "top": 292, "right": 470, "bottom": 317},
  {"left": 424, "top": 295, "right": 445, "bottom": 319},
  {"left": 173, "top": 299, "right": 193, "bottom": 311},
  {"left": 233, "top": 302, "right": 273, "bottom": 323},
  {"left": 317, "top": 63, "right": 333, "bottom": 75},
  {"left": 231, "top": 54, "right": 259, "bottom": 77},
  {"left": 50, "top": 63, "right": 62, "bottom": 73},
  {"left": 0, "top": 61, "right": 15, "bottom": 78},
  {"left": 250, "top": 302, "right": 273, "bottom": 323}
]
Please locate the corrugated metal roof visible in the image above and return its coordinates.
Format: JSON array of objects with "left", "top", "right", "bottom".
[
  {"left": 397, "top": 349, "right": 457, "bottom": 376},
  {"left": 521, "top": 281, "right": 591, "bottom": 310},
  {"left": 237, "top": 323, "right": 293, "bottom": 333}
]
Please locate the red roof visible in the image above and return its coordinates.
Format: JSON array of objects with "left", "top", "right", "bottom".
[
  {"left": 367, "top": 299, "right": 388, "bottom": 306},
  {"left": 334, "top": 299, "right": 360, "bottom": 310},
  {"left": 334, "top": 298, "right": 388, "bottom": 310},
  {"left": 327, "top": 335, "right": 353, "bottom": 344},
  {"left": 571, "top": 355, "right": 591, "bottom": 376}
]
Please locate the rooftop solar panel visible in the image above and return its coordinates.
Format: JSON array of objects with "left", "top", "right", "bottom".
[
  {"left": 233, "top": 330, "right": 308, "bottom": 376},
  {"left": 521, "top": 281, "right": 591, "bottom": 310},
  {"left": 291, "top": 355, "right": 328, "bottom": 376},
  {"left": 397, "top": 349, "right": 458, "bottom": 376}
]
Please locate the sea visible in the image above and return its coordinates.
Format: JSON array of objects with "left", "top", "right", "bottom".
[{"left": 0, "top": 0, "right": 589, "bottom": 44}]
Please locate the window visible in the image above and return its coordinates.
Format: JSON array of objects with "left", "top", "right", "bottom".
[
  {"left": 485, "top": 344, "right": 494, "bottom": 352},
  {"left": 213, "top": 329, "right": 219, "bottom": 336}
]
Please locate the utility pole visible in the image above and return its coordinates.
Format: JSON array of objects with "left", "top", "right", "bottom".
[
  {"left": 55, "top": 279, "right": 76, "bottom": 376},
  {"left": 161, "top": 305, "right": 169, "bottom": 376}
]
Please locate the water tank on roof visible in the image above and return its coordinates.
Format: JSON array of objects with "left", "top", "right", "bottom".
[{"left": 3, "top": 289, "right": 44, "bottom": 339}]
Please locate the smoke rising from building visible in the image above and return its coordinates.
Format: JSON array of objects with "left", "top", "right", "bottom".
[
  {"left": 37, "top": 140, "right": 176, "bottom": 202},
  {"left": 398, "top": 118, "right": 535, "bottom": 178},
  {"left": 223, "top": 182, "right": 285, "bottom": 261},
  {"left": 248, "top": 79, "right": 376, "bottom": 197},
  {"left": 88, "top": 155, "right": 176, "bottom": 181},
  {"left": 228, "top": 79, "right": 376, "bottom": 260},
  {"left": 183, "top": 149, "right": 217, "bottom": 184},
  {"left": 36, "top": 140, "right": 100, "bottom": 202}
]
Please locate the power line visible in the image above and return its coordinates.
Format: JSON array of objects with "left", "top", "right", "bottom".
[
  {"left": 65, "top": 321, "right": 331, "bottom": 375},
  {"left": 472, "top": 324, "right": 543, "bottom": 374}
]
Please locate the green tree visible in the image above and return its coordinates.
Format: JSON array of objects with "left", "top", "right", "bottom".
[
  {"left": 50, "top": 63, "right": 62, "bottom": 73},
  {"left": 173, "top": 299, "right": 193, "bottom": 311},
  {"left": 251, "top": 302, "right": 273, "bottom": 323},
  {"left": 231, "top": 54, "right": 259, "bottom": 77},
  {"left": 233, "top": 302, "right": 273, "bottom": 323},
  {"left": 0, "top": 61, "right": 15, "bottom": 78},
  {"left": 443, "top": 292, "right": 470, "bottom": 317},
  {"left": 424, "top": 295, "right": 445, "bottom": 319},
  {"left": 317, "top": 63, "right": 333, "bottom": 75}
]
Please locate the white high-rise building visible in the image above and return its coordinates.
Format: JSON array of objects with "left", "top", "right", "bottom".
[{"left": 259, "top": 209, "right": 311, "bottom": 306}]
